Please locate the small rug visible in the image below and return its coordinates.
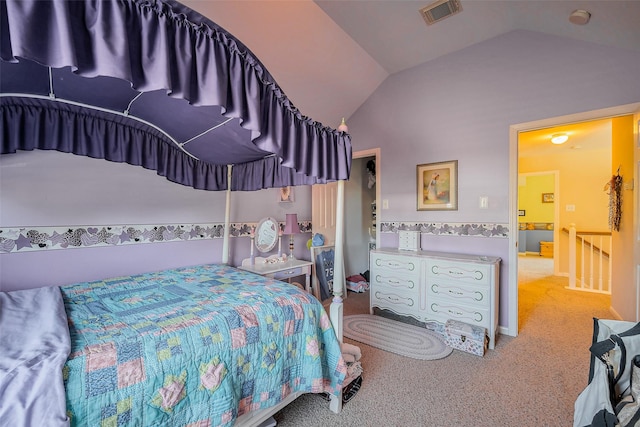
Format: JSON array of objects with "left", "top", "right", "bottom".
[{"left": 343, "top": 314, "right": 452, "bottom": 360}]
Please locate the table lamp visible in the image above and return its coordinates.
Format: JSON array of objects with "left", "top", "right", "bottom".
[{"left": 283, "top": 213, "right": 301, "bottom": 259}]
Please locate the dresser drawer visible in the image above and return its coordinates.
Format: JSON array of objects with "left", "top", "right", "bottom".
[
  {"left": 427, "top": 261, "right": 492, "bottom": 286},
  {"left": 371, "top": 270, "right": 418, "bottom": 292},
  {"left": 371, "top": 288, "right": 419, "bottom": 313},
  {"left": 269, "top": 266, "right": 305, "bottom": 281},
  {"left": 427, "top": 301, "right": 490, "bottom": 328},
  {"left": 371, "top": 253, "right": 419, "bottom": 275},
  {"left": 426, "top": 280, "right": 490, "bottom": 309}
]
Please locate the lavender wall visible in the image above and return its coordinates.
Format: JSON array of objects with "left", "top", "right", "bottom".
[
  {"left": 349, "top": 30, "right": 640, "bottom": 330},
  {"left": 3, "top": 30, "right": 639, "bottom": 330},
  {"left": 0, "top": 150, "right": 312, "bottom": 290}
]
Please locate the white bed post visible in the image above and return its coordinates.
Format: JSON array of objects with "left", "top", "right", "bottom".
[
  {"left": 222, "top": 165, "right": 232, "bottom": 265},
  {"left": 329, "top": 179, "right": 345, "bottom": 414}
]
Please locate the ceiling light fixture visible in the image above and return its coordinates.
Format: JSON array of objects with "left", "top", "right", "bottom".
[
  {"left": 551, "top": 133, "right": 569, "bottom": 144},
  {"left": 569, "top": 9, "right": 591, "bottom": 25}
]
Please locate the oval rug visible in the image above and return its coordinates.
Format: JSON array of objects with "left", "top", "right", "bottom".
[{"left": 343, "top": 314, "right": 452, "bottom": 360}]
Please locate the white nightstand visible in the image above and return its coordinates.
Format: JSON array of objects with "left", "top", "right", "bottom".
[{"left": 238, "top": 258, "right": 313, "bottom": 294}]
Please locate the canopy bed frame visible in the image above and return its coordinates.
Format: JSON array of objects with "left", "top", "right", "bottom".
[{"left": 0, "top": 0, "right": 352, "bottom": 425}]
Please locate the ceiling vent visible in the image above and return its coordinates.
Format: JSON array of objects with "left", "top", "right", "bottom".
[{"left": 420, "top": 0, "right": 462, "bottom": 25}]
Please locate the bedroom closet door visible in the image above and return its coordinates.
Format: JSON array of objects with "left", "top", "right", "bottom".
[{"left": 312, "top": 182, "right": 338, "bottom": 246}]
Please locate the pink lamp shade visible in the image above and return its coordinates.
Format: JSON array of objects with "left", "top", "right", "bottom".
[{"left": 283, "top": 214, "right": 300, "bottom": 235}]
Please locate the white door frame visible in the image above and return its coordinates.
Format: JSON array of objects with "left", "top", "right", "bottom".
[
  {"left": 353, "top": 148, "right": 381, "bottom": 249},
  {"left": 634, "top": 114, "right": 640, "bottom": 320},
  {"left": 508, "top": 102, "right": 640, "bottom": 337}
]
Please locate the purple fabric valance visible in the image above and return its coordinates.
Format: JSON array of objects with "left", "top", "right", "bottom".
[{"left": 0, "top": 0, "right": 352, "bottom": 190}]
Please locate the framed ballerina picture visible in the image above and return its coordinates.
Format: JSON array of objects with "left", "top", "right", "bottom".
[
  {"left": 416, "top": 160, "right": 458, "bottom": 211},
  {"left": 278, "top": 186, "right": 294, "bottom": 203}
]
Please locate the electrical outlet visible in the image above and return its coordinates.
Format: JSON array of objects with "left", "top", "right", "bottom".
[{"left": 566, "top": 204, "right": 575, "bottom": 212}]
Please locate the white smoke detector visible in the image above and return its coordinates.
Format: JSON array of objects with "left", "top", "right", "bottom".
[{"left": 569, "top": 9, "right": 591, "bottom": 25}]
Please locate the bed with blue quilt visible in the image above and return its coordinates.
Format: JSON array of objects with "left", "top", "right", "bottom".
[{"left": 0, "top": 264, "right": 346, "bottom": 427}]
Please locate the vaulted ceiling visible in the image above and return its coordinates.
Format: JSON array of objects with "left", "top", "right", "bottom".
[
  {"left": 183, "top": 0, "right": 640, "bottom": 130},
  {"left": 178, "top": 0, "right": 640, "bottom": 159},
  {"left": 315, "top": 0, "right": 640, "bottom": 75}
]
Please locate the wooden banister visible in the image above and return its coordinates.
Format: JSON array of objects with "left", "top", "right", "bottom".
[
  {"left": 561, "top": 227, "right": 611, "bottom": 236},
  {"left": 562, "top": 227, "right": 611, "bottom": 257}
]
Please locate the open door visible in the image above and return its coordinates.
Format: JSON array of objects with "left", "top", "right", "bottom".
[{"left": 312, "top": 182, "right": 338, "bottom": 246}]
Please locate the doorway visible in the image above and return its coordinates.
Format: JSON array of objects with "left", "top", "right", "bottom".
[
  {"left": 507, "top": 103, "right": 640, "bottom": 337},
  {"left": 517, "top": 170, "right": 558, "bottom": 278},
  {"left": 311, "top": 148, "right": 381, "bottom": 304},
  {"left": 343, "top": 148, "right": 381, "bottom": 279}
]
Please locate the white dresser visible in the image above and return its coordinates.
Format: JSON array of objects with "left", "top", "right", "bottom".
[{"left": 370, "top": 248, "right": 500, "bottom": 349}]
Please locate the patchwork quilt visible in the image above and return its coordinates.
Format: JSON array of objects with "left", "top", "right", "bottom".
[{"left": 60, "top": 264, "right": 346, "bottom": 427}]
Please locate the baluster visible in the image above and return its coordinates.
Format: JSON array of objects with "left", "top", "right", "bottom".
[
  {"left": 580, "top": 235, "right": 585, "bottom": 290},
  {"left": 607, "top": 235, "right": 612, "bottom": 293},
  {"left": 589, "top": 236, "right": 595, "bottom": 291},
  {"left": 598, "top": 235, "right": 603, "bottom": 292},
  {"left": 569, "top": 224, "right": 576, "bottom": 289}
]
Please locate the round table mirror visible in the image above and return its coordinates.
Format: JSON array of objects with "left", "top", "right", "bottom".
[{"left": 255, "top": 217, "right": 279, "bottom": 253}]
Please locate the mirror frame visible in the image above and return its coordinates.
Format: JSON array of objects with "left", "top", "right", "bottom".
[{"left": 255, "top": 217, "right": 279, "bottom": 253}]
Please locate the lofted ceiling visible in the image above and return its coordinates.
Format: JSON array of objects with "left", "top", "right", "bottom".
[
  {"left": 181, "top": 0, "right": 638, "bottom": 158},
  {"left": 314, "top": 0, "right": 640, "bottom": 75},
  {"left": 182, "top": 0, "right": 640, "bottom": 130}
]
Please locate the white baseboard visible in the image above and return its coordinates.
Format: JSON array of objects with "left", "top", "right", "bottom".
[
  {"left": 498, "top": 325, "right": 514, "bottom": 337},
  {"left": 609, "top": 306, "right": 623, "bottom": 320}
]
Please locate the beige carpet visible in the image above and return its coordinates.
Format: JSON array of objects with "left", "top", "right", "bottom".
[{"left": 273, "top": 254, "right": 613, "bottom": 426}]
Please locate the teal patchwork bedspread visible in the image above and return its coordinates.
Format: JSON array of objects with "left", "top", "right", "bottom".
[{"left": 60, "top": 264, "right": 346, "bottom": 426}]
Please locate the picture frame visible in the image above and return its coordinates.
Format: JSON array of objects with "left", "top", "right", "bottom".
[
  {"left": 278, "top": 186, "right": 294, "bottom": 203},
  {"left": 542, "top": 193, "right": 554, "bottom": 203},
  {"left": 416, "top": 160, "right": 458, "bottom": 211},
  {"left": 518, "top": 210, "right": 526, "bottom": 216}
]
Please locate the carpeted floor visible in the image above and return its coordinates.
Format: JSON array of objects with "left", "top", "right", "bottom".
[{"left": 272, "top": 254, "right": 612, "bottom": 426}]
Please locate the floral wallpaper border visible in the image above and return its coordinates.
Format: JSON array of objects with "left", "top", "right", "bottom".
[
  {"left": 0, "top": 221, "right": 313, "bottom": 254},
  {"left": 379, "top": 222, "right": 509, "bottom": 238},
  {"left": 0, "top": 220, "right": 506, "bottom": 253}
]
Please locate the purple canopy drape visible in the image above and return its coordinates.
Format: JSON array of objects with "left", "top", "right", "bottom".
[{"left": 0, "top": 0, "right": 352, "bottom": 191}]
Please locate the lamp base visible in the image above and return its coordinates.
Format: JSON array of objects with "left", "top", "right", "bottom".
[{"left": 289, "top": 235, "right": 296, "bottom": 260}]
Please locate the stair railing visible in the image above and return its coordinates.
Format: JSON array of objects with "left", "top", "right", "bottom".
[{"left": 565, "top": 224, "right": 612, "bottom": 294}]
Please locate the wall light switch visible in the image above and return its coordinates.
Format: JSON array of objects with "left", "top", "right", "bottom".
[
  {"left": 479, "top": 196, "right": 489, "bottom": 209},
  {"left": 624, "top": 179, "right": 634, "bottom": 190},
  {"left": 382, "top": 199, "right": 389, "bottom": 209},
  {"left": 566, "top": 204, "right": 576, "bottom": 212}
]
